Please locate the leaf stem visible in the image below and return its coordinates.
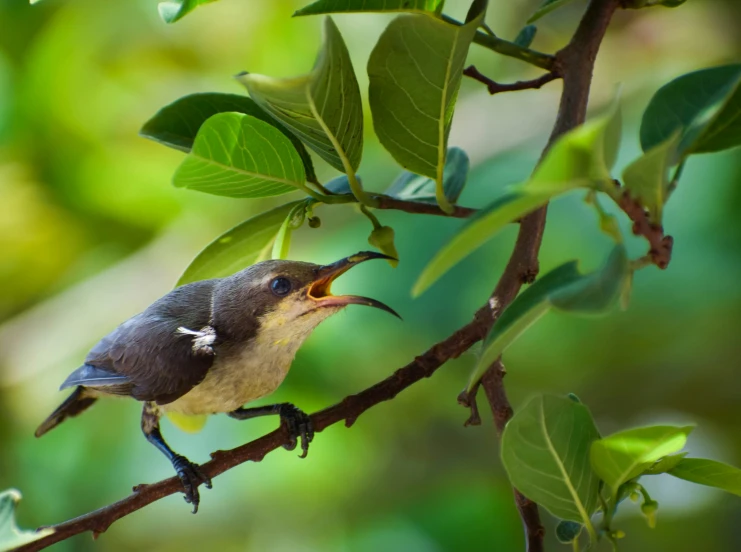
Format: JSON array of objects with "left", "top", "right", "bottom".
[
  {"left": 359, "top": 204, "right": 382, "bottom": 230},
  {"left": 441, "top": 15, "right": 555, "bottom": 70}
]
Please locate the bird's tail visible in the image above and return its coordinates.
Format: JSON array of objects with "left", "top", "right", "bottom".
[{"left": 35, "top": 386, "right": 97, "bottom": 438}]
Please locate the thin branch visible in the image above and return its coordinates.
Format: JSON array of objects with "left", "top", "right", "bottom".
[
  {"left": 463, "top": 65, "right": 560, "bottom": 95},
  {"left": 441, "top": 15, "right": 556, "bottom": 70},
  {"left": 373, "top": 194, "right": 477, "bottom": 218},
  {"left": 614, "top": 188, "right": 673, "bottom": 269},
  {"left": 16, "top": 1, "right": 621, "bottom": 550}
]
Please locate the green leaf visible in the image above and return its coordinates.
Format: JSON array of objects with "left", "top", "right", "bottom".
[
  {"left": 668, "top": 458, "right": 741, "bottom": 496},
  {"left": 622, "top": 132, "right": 679, "bottom": 223},
  {"left": 0, "top": 489, "right": 53, "bottom": 551},
  {"left": 386, "top": 147, "right": 469, "bottom": 204},
  {"left": 140, "top": 93, "right": 317, "bottom": 184},
  {"left": 236, "top": 18, "right": 369, "bottom": 204},
  {"left": 502, "top": 395, "right": 601, "bottom": 532},
  {"left": 158, "top": 0, "right": 218, "bottom": 23},
  {"left": 640, "top": 64, "right": 741, "bottom": 155},
  {"left": 643, "top": 452, "right": 687, "bottom": 475},
  {"left": 531, "top": 100, "right": 621, "bottom": 186},
  {"left": 590, "top": 425, "right": 693, "bottom": 495},
  {"left": 177, "top": 202, "right": 301, "bottom": 286},
  {"left": 367, "top": 0, "right": 487, "bottom": 213},
  {"left": 172, "top": 112, "right": 307, "bottom": 198},
  {"left": 272, "top": 201, "right": 310, "bottom": 260},
  {"left": 466, "top": 246, "right": 628, "bottom": 389},
  {"left": 513, "top": 25, "right": 537, "bottom": 49},
  {"left": 294, "top": 0, "right": 444, "bottom": 16},
  {"left": 527, "top": 0, "right": 577, "bottom": 24}
]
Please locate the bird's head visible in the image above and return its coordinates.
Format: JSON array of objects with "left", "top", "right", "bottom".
[{"left": 215, "top": 251, "right": 399, "bottom": 341}]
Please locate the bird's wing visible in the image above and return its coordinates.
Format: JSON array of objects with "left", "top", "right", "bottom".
[{"left": 73, "top": 280, "right": 220, "bottom": 405}]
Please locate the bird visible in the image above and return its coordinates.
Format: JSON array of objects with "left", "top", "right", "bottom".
[{"left": 35, "top": 251, "right": 399, "bottom": 512}]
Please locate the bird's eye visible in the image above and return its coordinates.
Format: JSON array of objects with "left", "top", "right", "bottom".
[{"left": 270, "top": 277, "right": 292, "bottom": 297}]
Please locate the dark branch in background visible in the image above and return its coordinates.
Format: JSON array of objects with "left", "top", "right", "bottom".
[
  {"left": 463, "top": 65, "right": 561, "bottom": 95},
  {"left": 15, "top": 2, "right": 621, "bottom": 550}
]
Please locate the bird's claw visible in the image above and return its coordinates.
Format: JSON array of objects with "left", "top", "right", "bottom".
[
  {"left": 172, "top": 455, "right": 212, "bottom": 513},
  {"left": 278, "top": 404, "right": 314, "bottom": 458}
]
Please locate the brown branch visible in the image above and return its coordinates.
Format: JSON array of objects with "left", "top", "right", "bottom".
[
  {"left": 615, "top": 188, "right": 673, "bottom": 269},
  {"left": 463, "top": 65, "right": 561, "bottom": 95},
  {"left": 473, "top": 1, "right": 622, "bottom": 551},
  {"left": 373, "top": 194, "right": 478, "bottom": 218},
  {"left": 16, "top": 2, "right": 621, "bottom": 550}
]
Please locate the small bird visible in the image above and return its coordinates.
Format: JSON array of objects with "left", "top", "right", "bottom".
[{"left": 35, "top": 251, "right": 398, "bottom": 512}]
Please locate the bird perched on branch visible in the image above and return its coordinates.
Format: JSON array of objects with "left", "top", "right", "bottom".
[{"left": 35, "top": 251, "right": 399, "bottom": 512}]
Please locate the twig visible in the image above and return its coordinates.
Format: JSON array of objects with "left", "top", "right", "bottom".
[
  {"left": 441, "top": 15, "right": 556, "bottom": 70},
  {"left": 615, "top": 189, "right": 673, "bottom": 269},
  {"left": 464, "top": 65, "right": 560, "bottom": 95}
]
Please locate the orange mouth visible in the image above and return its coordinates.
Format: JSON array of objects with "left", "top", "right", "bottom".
[{"left": 307, "top": 251, "right": 400, "bottom": 318}]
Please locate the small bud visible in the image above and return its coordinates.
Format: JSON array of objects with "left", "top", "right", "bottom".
[
  {"left": 630, "top": 491, "right": 640, "bottom": 503},
  {"left": 308, "top": 216, "right": 321, "bottom": 228},
  {"left": 641, "top": 500, "right": 659, "bottom": 528},
  {"left": 368, "top": 226, "right": 399, "bottom": 267},
  {"left": 611, "top": 530, "right": 626, "bottom": 539}
]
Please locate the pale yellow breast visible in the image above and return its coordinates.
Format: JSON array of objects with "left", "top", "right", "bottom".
[{"left": 163, "top": 308, "right": 333, "bottom": 416}]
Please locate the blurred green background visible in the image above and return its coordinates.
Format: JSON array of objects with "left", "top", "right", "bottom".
[{"left": 1, "top": 0, "right": 740, "bottom": 550}]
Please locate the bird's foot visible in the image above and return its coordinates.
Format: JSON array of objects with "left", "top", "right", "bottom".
[
  {"left": 278, "top": 404, "right": 314, "bottom": 458},
  {"left": 172, "top": 455, "right": 212, "bottom": 513}
]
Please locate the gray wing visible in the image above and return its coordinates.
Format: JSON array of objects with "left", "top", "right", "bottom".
[{"left": 61, "top": 280, "right": 219, "bottom": 405}]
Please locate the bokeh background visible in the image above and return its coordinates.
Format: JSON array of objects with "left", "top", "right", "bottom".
[{"left": 1, "top": 0, "right": 740, "bottom": 550}]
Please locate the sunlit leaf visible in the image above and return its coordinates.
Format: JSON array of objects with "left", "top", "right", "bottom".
[
  {"left": 466, "top": 246, "right": 628, "bottom": 389},
  {"left": 177, "top": 202, "right": 301, "bottom": 285},
  {"left": 502, "top": 395, "right": 601, "bottom": 527},
  {"left": 643, "top": 452, "right": 687, "bottom": 475},
  {"left": 173, "top": 113, "right": 306, "bottom": 198},
  {"left": 622, "top": 132, "right": 679, "bottom": 223},
  {"left": 527, "top": 0, "right": 577, "bottom": 24},
  {"left": 158, "top": 0, "right": 218, "bottom": 23},
  {"left": 531, "top": 100, "right": 621, "bottom": 186},
  {"left": 140, "top": 93, "right": 317, "bottom": 183},
  {"left": 669, "top": 458, "right": 741, "bottom": 496},
  {"left": 386, "top": 147, "right": 469, "bottom": 204},
  {"left": 590, "top": 425, "right": 693, "bottom": 494},
  {"left": 368, "top": 0, "right": 487, "bottom": 213},
  {"left": 513, "top": 25, "right": 537, "bottom": 48},
  {"left": 237, "top": 18, "right": 369, "bottom": 203},
  {"left": 0, "top": 489, "right": 53, "bottom": 551},
  {"left": 294, "top": 0, "right": 444, "bottom": 16},
  {"left": 640, "top": 64, "right": 741, "bottom": 155},
  {"left": 272, "top": 200, "right": 310, "bottom": 260}
]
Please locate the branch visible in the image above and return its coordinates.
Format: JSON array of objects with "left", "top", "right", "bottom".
[
  {"left": 614, "top": 188, "right": 673, "bottom": 269},
  {"left": 17, "top": 2, "right": 621, "bottom": 550},
  {"left": 474, "top": 1, "right": 621, "bottom": 551},
  {"left": 372, "top": 194, "right": 477, "bottom": 218},
  {"left": 441, "top": 15, "right": 556, "bottom": 70},
  {"left": 463, "top": 65, "right": 560, "bottom": 95}
]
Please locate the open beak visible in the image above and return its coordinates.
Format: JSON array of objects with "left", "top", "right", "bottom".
[{"left": 308, "top": 251, "right": 401, "bottom": 319}]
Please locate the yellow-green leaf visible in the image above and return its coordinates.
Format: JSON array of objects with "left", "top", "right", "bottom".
[
  {"left": 368, "top": 0, "right": 487, "bottom": 213},
  {"left": 502, "top": 395, "right": 601, "bottom": 536},
  {"left": 237, "top": 18, "right": 368, "bottom": 204},
  {"left": 0, "top": 489, "right": 54, "bottom": 551},
  {"left": 177, "top": 202, "right": 301, "bottom": 286},
  {"left": 669, "top": 458, "right": 741, "bottom": 496},
  {"left": 590, "top": 425, "right": 693, "bottom": 495},
  {"left": 173, "top": 113, "right": 306, "bottom": 198},
  {"left": 294, "top": 0, "right": 445, "bottom": 16}
]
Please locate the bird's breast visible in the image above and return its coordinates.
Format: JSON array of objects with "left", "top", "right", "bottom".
[{"left": 162, "top": 325, "right": 310, "bottom": 416}]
